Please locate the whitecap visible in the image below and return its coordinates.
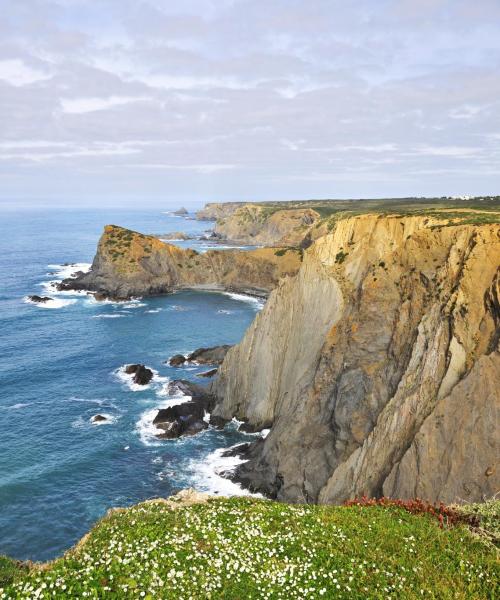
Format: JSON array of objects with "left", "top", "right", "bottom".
[
  {"left": 145, "top": 308, "right": 162, "bottom": 314},
  {"left": 135, "top": 408, "right": 165, "bottom": 446},
  {"left": 121, "top": 301, "right": 147, "bottom": 309},
  {"left": 92, "top": 314, "right": 128, "bottom": 319},
  {"left": 187, "top": 446, "right": 262, "bottom": 497},
  {"left": 24, "top": 296, "right": 77, "bottom": 309},
  {"left": 6, "top": 402, "right": 31, "bottom": 410},
  {"left": 68, "top": 396, "right": 118, "bottom": 410},
  {"left": 166, "top": 304, "right": 188, "bottom": 312},
  {"left": 217, "top": 309, "right": 233, "bottom": 315},
  {"left": 222, "top": 292, "right": 265, "bottom": 309},
  {"left": 47, "top": 263, "right": 91, "bottom": 280}
]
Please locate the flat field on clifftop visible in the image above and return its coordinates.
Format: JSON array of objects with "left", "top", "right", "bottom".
[{"left": 1, "top": 497, "right": 498, "bottom": 599}]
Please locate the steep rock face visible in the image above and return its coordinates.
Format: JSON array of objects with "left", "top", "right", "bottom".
[
  {"left": 214, "top": 205, "right": 321, "bottom": 246},
  {"left": 61, "top": 225, "right": 301, "bottom": 299},
  {"left": 213, "top": 215, "right": 500, "bottom": 504},
  {"left": 195, "top": 202, "right": 243, "bottom": 221}
]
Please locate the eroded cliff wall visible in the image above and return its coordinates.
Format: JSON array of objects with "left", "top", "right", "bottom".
[
  {"left": 213, "top": 214, "right": 500, "bottom": 504},
  {"left": 63, "top": 225, "right": 301, "bottom": 299}
]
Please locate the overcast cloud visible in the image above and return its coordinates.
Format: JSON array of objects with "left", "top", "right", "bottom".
[{"left": 1, "top": 0, "right": 499, "bottom": 207}]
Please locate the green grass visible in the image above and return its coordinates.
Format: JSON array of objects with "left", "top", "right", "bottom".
[{"left": 1, "top": 497, "right": 498, "bottom": 599}]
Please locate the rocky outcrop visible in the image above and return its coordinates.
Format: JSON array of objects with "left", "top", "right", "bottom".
[
  {"left": 212, "top": 214, "right": 500, "bottom": 505},
  {"left": 60, "top": 225, "right": 301, "bottom": 300},
  {"left": 213, "top": 204, "right": 321, "bottom": 246},
  {"left": 156, "top": 232, "right": 192, "bottom": 240},
  {"left": 196, "top": 202, "right": 243, "bottom": 221},
  {"left": 28, "top": 295, "right": 52, "bottom": 303},
  {"left": 125, "top": 364, "right": 153, "bottom": 385},
  {"left": 188, "top": 345, "right": 232, "bottom": 365},
  {"left": 168, "top": 345, "right": 232, "bottom": 367},
  {"left": 173, "top": 207, "right": 188, "bottom": 216},
  {"left": 153, "top": 380, "right": 214, "bottom": 439}
]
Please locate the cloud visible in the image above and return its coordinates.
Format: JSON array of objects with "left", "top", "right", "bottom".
[
  {"left": 60, "top": 95, "right": 152, "bottom": 114},
  {"left": 0, "top": 0, "right": 499, "bottom": 203},
  {"left": 0, "top": 59, "right": 52, "bottom": 86}
]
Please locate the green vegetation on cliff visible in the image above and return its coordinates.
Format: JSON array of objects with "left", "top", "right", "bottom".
[{"left": 1, "top": 496, "right": 498, "bottom": 599}]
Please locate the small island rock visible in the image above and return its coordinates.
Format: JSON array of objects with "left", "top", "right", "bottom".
[{"left": 125, "top": 364, "right": 154, "bottom": 385}]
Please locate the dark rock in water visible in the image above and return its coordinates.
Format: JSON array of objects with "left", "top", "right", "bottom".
[
  {"left": 167, "top": 379, "right": 213, "bottom": 404},
  {"left": 187, "top": 345, "right": 232, "bottom": 365},
  {"left": 238, "top": 421, "right": 265, "bottom": 434},
  {"left": 197, "top": 368, "right": 218, "bottom": 378},
  {"left": 124, "top": 364, "right": 153, "bottom": 385},
  {"left": 93, "top": 292, "right": 108, "bottom": 302},
  {"left": 173, "top": 207, "right": 188, "bottom": 216},
  {"left": 91, "top": 414, "right": 108, "bottom": 423},
  {"left": 220, "top": 443, "right": 252, "bottom": 458},
  {"left": 154, "top": 399, "right": 208, "bottom": 439},
  {"left": 28, "top": 295, "right": 52, "bottom": 303},
  {"left": 168, "top": 354, "right": 186, "bottom": 366},
  {"left": 153, "top": 379, "right": 215, "bottom": 439},
  {"left": 208, "top": 414, "right": 228, "bottom": 429}
]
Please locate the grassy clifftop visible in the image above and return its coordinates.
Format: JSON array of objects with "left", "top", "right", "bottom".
[
  {"left": 1, "top": 495, "right": 498, "bottom": 599},
  {"left": 200, "top": 197, "right": 500, "bottom": 246}
]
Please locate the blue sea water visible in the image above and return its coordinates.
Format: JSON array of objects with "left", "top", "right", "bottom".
[{"left": 0, "top": 208, "right": 262, "bottom": 561}]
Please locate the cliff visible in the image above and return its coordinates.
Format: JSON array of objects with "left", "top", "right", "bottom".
[
  {"left": 213, "top": 204, "right": 321, "bottom": 246},
  {"left": 195, "top": 202, "right": 243, "bottom": 221},
  {"left": 212, "top": 214, "right": 500, "bottom": 505},
  {"left": 61, "top": 225, "right": 302, "bottom": 299}
]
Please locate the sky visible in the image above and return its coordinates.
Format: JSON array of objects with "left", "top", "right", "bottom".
[{"left": 1, "top": 0, "right": 499, "bottom": 208}]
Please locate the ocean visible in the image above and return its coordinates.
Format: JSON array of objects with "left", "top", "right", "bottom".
[{"left": 0, "top": 208, "right": 262, "bottom": 561}]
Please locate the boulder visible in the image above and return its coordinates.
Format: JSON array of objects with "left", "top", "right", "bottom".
[
  {"left": 197, "top": 368, "right": 218, "bottom": 378},
  {"left": 28, "top": 295, "right": 52, "bottom": 303},
  {"left": 168, "top": 354, "right": 186, "bottom": 367},
  {"left": 187, "top": 345, "right": 232, "bottom": 365},
  {"left": 90, "top": 414, "right": 108, "bottom": 423},
  {"left": 125, "top": 364, "right": 154, "bottom": 385}
]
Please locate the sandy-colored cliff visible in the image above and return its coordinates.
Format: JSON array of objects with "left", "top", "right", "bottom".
[
  {"left": 212, "top": 204, "right": 321, "bottom": 246},
  {"left": 195, "top": 202, "right": 243, "bottom": 221},
  {"left": 62, "top": 225, "right": 301, "bottom": 299},
  {"left": 213, "top": 214, "right": 500, "bottom": 504}
]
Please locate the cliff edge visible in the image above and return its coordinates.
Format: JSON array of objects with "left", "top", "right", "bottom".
[{"left": 212, "top": 214, "right": 500, "bottom": 505}]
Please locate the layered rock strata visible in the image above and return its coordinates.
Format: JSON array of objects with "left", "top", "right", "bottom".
[{"left": 212, "top": 214, "right": 500, "bottom": 505}]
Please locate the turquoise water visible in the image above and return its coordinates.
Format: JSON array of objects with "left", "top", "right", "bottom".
[{"left": 0, "top": 209, "right": 261, "bottom": 561}]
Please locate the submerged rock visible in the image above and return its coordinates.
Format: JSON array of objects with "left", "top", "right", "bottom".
[{"left": 125, "top": 364, "right": 153, "bottom": 385}]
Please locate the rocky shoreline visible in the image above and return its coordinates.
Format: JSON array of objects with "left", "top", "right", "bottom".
[{"left": 53, "top": 205, "right": 500, "bottom": 506}]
